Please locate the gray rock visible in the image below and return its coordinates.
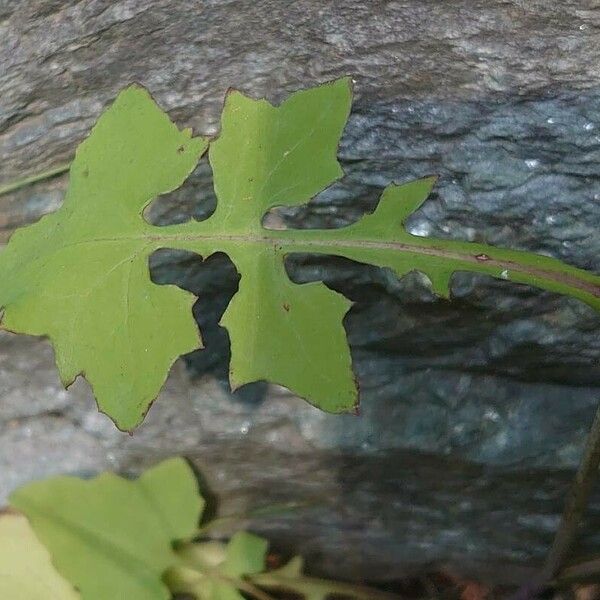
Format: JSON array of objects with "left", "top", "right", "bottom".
[
  {"left": 0, "top": 0, "right": 600, "bottom": 585},
  {"left": 2, "top": 332, "right": 600, "bottom": 586}
]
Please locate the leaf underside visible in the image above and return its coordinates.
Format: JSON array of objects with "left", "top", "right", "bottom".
[{"left": 0, "top": 80, "right": 598, "bottom": 430}]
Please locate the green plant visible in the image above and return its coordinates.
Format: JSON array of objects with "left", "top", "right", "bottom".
[
  {"left": 1, "top": 79, "right": 599, "bottom": 594},
  {"left": 0, "top": 79, "right": 597, "bottom": 431},
  {"left": 2, "top": 458, "right": 399, "bottom": 600}
]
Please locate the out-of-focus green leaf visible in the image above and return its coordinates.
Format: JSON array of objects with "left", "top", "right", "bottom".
[
  {"left": 223, "top": 531, "right": 268, "bottom": 577},
  {"left": 10, "top": 458, "right": 203, "bottom": 600},
  {"left": 166, "top": 532, "right": 267, "bottom": 600},
  {"left": 0, "top": 511, "right": 80, "bottom": 599}
]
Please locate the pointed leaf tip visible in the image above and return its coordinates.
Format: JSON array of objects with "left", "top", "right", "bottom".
[
  {"left": 384, "top": 176, "right": 438, "bottom": 224},
  {"left": 427, "top": 269, "right": 453, "bottom": 299},
  {"left": 345, "top": 176, "right": 438, "bottom": 240}
]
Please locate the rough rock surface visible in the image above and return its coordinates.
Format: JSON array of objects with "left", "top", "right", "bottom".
[{"left": 1, "top": 0, "right": 600, "bottom": 584}]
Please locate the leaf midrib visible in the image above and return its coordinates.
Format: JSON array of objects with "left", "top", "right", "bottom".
[{"left": 5, "top": 225, "right": 598, "bottom": 302}]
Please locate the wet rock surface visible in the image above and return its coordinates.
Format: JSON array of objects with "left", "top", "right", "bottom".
[{"left": 1, "top": 0, "right": 600, "bottom": 583}]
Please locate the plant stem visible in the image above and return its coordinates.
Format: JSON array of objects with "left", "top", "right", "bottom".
[
  {"left": 0, "top": 162, "right": 71, "bottom": 197},
  {"left": 542, "top": 401, "right": 600, "bottom": 581},
  {"left": 250, "top": 571, "right": 401, "bottom": 600},
  {"left": 166, "top": 564, "right": 276, "bottom": 600},
  {"left": 232, "top": 577, "right": 277, "bottom": 600}
]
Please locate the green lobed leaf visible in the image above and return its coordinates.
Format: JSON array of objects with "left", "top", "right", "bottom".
[
  {"left": 162, "top": 78, "right": 600, "bottom": 413},
  {"left": 186, "top": 77, "right": 357, "bottom": 412},
  {"left": 0, "top": 511, "right": 81, "bottom": 599},
  {"left": 0, "top": 78, "right": 599, "bottom": 429},
  {"left": 9, "top": 458, "right": 204, "bottom": 600},
  {"left": 0, "top": 85, "right": 207, "bottom": 430}
]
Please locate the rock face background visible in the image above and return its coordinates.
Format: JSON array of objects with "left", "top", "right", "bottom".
[{"left": 1, "top": 0, "right": 600, "bottom": 585}]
